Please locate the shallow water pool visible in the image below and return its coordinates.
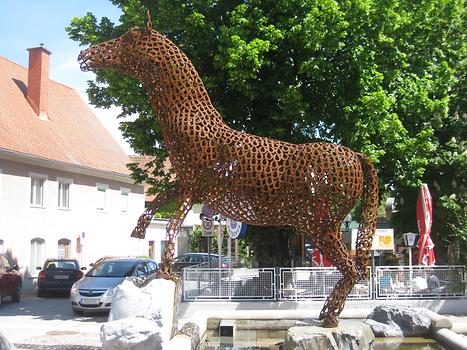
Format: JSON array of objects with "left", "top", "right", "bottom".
[{"left": 202, "top": 329, "right": 448, "bottom": 350}]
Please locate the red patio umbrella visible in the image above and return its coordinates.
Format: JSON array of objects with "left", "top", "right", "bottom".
[
  {"left": 312, "top": 248, "right": 333, "bottom": 267},
  {"left": 416, "top": 184, "right": 435, "bottom": 265}
]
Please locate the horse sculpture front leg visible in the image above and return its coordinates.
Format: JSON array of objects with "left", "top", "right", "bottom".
[
  {"left": 131, "top": 187, "right": 181, "bottom": 239},
  {"left": 158, "top": 192, "right": 194, "bottom": 279}
]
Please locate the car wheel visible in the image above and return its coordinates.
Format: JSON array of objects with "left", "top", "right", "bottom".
[{"left": 12, "top": 285, "right": 21, "bottom": 302}]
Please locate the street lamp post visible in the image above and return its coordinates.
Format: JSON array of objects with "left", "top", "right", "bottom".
[{"left": 403, "top": 232, "right": 418, "bottom": 293}]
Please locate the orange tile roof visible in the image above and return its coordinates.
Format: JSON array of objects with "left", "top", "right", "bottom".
[{"left": 0, "top": 55, "right": 130, "bottom": 175}]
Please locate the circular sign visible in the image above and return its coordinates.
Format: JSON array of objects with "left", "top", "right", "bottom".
[
  {"left": 201, "top": 218, "right": 214, "bottom": 237},
  {"left": 226, "top": 218, "right": 247, "bottom": 239},
  {"left": 201, "top": 204, "right": 214, "bottom": 218}
]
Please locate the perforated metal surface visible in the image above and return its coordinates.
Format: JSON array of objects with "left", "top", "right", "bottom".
[{"left": 78, "top": 15, "right": 379, "bottom": 327}]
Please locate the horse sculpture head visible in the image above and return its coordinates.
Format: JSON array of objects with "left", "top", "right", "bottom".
[
  {"left": 79, "top": 12, "right": 207, "bottom": 105},
  {"left": 78, "top": 15, "right": 167, "bottom": 82}
]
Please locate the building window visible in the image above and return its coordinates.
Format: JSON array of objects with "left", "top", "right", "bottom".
[
  {"left": 58, "top": 238, "right": 71, "bottom": 259},
  {"left": 180, "top": 227, "right": 193, "bottom": 237},
  {"left": 121, "top": 188, "right": 130, "bottom": 213},
  {"left": 148, "top": 241, "right": 155, "bottom": 259},
  {"left": 30, "top": 237, "right": 45, "bottom": 272},
  {"left": 161, "top": 240, "right": 168, "bottom": 262},
  {"left": 96, "top": 183, "right": 108, "bottom": 211},
  {"left": 58, "top": 179, "right": 71, "bottom": 209},
  {"left": 30, "top": 174, "right": 46, "bottom": 207},
  {"left": 0, "top": 254, "right": 11, "bottom": 270}
]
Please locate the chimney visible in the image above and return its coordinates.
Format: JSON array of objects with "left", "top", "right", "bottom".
[{"left": 26, "top": 45, "right": 51, "bottom": 120}]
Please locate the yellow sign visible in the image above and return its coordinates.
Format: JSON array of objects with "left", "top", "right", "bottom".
[{"left": 351, "top": 229, "right": 394, "bottom": 251}]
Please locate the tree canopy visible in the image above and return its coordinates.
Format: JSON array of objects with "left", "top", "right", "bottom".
[{"left": 67, "top": 0, "right": 466, "bottom": 264}]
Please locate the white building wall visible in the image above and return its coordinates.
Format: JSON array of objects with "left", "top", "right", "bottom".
[
  {"left": 144, "top": 203, "right": 212, "bottom": 262},
  {"left": 0, "top": 158, "right": 146, "bottom": 290}
]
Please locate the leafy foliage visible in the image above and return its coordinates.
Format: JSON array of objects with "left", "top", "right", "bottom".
[
  {"left": 189, "top": 226, "right": 251, "bottom": 265},
  {"left": 67, "top": 0, "right": 466, "bottom": 264}
]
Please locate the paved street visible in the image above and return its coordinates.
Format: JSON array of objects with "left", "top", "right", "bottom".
[{"left": 0, "top": 292, "right": 106, "bottom": 349}]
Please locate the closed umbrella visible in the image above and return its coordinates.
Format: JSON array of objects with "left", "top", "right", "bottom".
[
  {"left": 312, "top": 248, "right": 333, "bottom": 267},
  {"left": 416, "top": 184, "right": 435, "bottom": 265}
]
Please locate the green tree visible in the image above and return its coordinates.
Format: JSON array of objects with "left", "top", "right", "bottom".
[
  {"left": 67, "top": 0, "right": 466, "bottom": 264},
  {"left": 189, "top": 226, "right": 251, "bottom": 265}
]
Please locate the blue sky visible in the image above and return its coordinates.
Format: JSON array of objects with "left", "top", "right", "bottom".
[{"left": 0, "top": 1, "right": 134, "bottom": 153}]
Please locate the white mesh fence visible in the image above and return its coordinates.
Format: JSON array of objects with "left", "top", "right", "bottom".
[
  {"left": 183, "top": 268, "right": 276, "bottom": 300},
  {"left": 182, "top": 265, "right": 465, "bottom": 301},
  {"left": 279, "top": 267, "right": 372, "bottom": 300},
  {"left": 376, "top": 265, "right": 465, "bottom": 299}
]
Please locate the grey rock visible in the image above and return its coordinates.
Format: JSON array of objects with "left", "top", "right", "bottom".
[
  {"left": 101, "top": 317, "right": 164, "bottom": 350},
  {"left": 0, "top": 332, "right": 16, "bottom": 350},
  {"left": 282, "top": 324, "right": 374, "bottom": 350},
  {"left": 366, "top": 306, "right": 431, "bottom": 337},
  {"left": 294, "top": 319, "right": 322, "bottom": 327},
  {"left": 364, "top": 319, "right": 403, "bottom": 337},
  {"left": 175, "top": 322, "right": 200, "bottom": 350}
]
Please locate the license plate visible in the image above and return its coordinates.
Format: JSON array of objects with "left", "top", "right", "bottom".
[
  {"left": 54, "top": 275, "right": 69, "bottom": 280},
  {"left": 80, "top": 298, "right": 100, "bottom": 305}
]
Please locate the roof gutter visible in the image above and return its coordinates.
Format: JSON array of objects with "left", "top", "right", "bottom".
[{"left": 0, "top": 147, "right": 136, "bottom": 184}]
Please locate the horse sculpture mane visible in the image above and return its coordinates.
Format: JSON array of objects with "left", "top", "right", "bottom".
[{"left": 78, "top": 15, "right": 379, "bottom": 327}]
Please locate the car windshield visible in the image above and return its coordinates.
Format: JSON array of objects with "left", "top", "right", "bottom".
[
  {"left": 87, "top": 260, "right": 136, "bottom": 277},
  {"left": 45, "top": 260, "right": 78, "bottom": 270}
]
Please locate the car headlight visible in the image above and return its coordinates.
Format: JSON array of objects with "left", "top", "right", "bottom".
[
  {"left": 106, "top": 286, "right": 118, "bottom": 298},
  {"left": 70, "top": 282, "right": 78, "bottom": 295}
]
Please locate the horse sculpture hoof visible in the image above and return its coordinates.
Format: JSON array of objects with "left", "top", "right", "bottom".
[
  {"left": 156, "top": 271, "right": 171, "bottom": 280},
  {"left": 322, "top": 316, "right": 339, "bottom": 328}
]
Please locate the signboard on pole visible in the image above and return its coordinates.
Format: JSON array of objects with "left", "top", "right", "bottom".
[
  {"left": 226, "top": 218, "right": 248, "bottom": 239},
  {"left": 351, "top": 228, "right": 394, "bottom": 251},
  {"left": 201, "top": 218, "right": 214, "bottom": 237}
]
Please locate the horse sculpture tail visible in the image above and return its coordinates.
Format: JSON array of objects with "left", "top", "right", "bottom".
[{"left": 355, "top": 153, "right": 379, "bottom": 278}]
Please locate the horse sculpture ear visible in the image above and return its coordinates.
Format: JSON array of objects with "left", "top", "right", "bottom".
[{"left": 146, "top": 9, "right": 153, "bottom": 31}]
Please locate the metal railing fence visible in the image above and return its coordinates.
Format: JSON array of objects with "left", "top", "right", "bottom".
[
  {"left": 182, "top": 265, "right": 465, "bottom": 302},
  {"left": 183, "top": 267, "right": 276, "bottom": 301},
  {"left": 279, "top": 267, "right": 372, "bottom": 300},
  {"left": 375, "top": 265, "right": 465, "bottom": 299}
]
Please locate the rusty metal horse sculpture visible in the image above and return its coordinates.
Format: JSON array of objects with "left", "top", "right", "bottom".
[{"left": 79, "top": 15, "right": 378, "bottom": 327}]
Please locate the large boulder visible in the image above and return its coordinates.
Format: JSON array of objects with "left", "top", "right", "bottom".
[
  {"left": 101, "top": 278, "right": 179, "bottom": 350},
  {"left": 101, "top": 317, "right": 164, "bottom": 350},
  {"left": 282, "top": 324, "right": 374, "bottom": 350},
  {"left": 364, "top": 319, "right": 403, "bottom": 337},
  {"left": 0, "top": 332, "right": 16, "bottom": 350},
  {"left": 108, "top": 279, "right": 175, "bottom": 323},
  {"left": 365, "top": 306, "right": 431, "bottom": 337}
]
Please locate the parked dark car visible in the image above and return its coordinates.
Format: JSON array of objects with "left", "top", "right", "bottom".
[
  {"left": 70, "top": 257, "right": 159, "bottom": 314},
  {"left": 0, "top": 253, "right": 22, "bottom": 305},
  {"left": 37, "top": 259, "right": 84, "bottom": 297},
  {"left": 172, "top": 253, "right": 229, "bottom": 274}
]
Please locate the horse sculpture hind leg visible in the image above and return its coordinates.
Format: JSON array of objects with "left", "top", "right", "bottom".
[{"left": 312, "top": 223, "right": 359, "bottom": 327}]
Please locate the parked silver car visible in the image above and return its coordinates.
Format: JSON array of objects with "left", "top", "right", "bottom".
[{"left": 70, "top": 257, "right": 158, "bottom": 314}]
